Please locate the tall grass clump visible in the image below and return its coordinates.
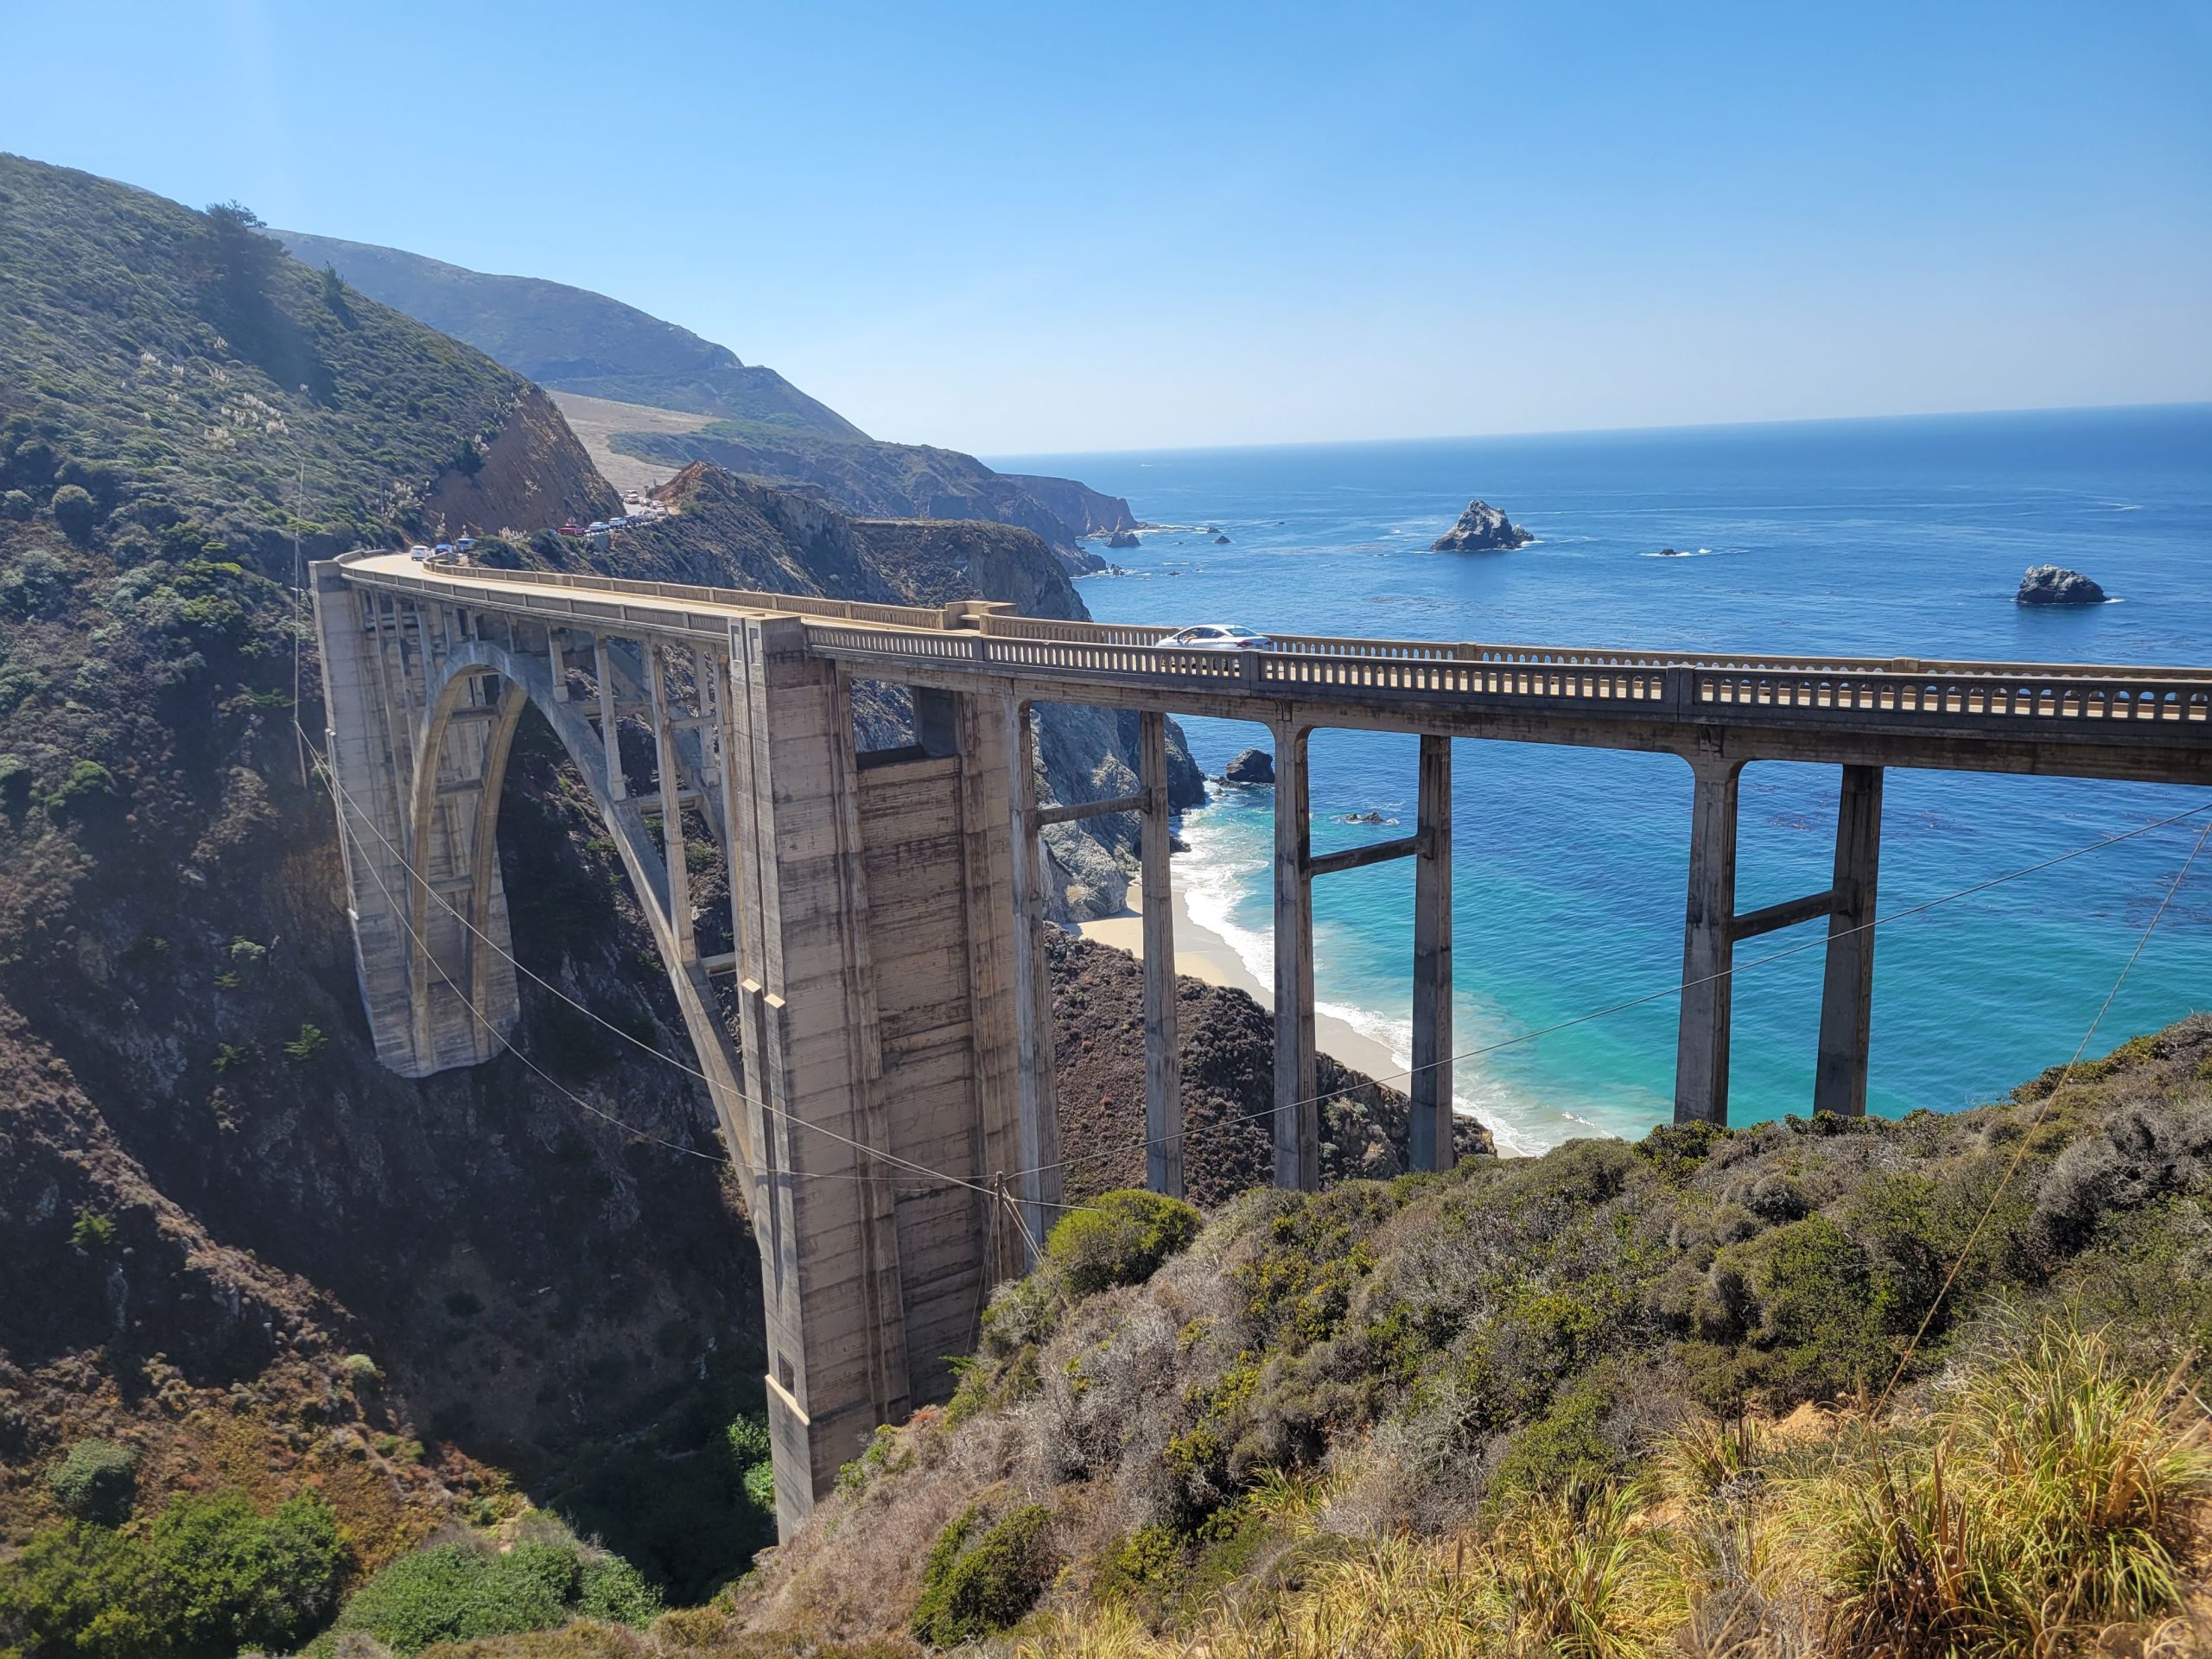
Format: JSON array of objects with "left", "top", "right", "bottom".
[{"left": 1823, "top": 1319, "right": 2212, "bottom": 1656}]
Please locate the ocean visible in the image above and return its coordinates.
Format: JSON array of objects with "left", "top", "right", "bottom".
[{"left": 990, "top": 405, "right": 2212, "bottom": 1154}]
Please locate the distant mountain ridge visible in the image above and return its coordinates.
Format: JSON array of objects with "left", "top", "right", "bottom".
[
  {"left": 274, "top": 230, "right": 1135, "bottom": 557},
  {"left": 276, "top": 230, "right": 864, "bottom": 437}
]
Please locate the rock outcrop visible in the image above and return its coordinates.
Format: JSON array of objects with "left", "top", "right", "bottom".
[
  {"left": 2018, "top": 564, "right": 2108, "bottom": 606},
  {"left": 1105, "top": 529, "right": 1141, "bottom": 549},
  {"left": 1431, "top": 499, "right": 1533, "bottom": 552},
  {"left": 1224, "top": 747, "right": 1274, "bottom": 785}
]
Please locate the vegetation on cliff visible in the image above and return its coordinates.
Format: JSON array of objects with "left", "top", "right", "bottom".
[{"left": 683, "top": 1020, "right": 2212, "bottom": 1655}]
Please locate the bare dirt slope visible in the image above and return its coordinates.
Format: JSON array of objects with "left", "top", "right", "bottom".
[{"left": 546, "top": 391, "right": 711, "bottom": 493}]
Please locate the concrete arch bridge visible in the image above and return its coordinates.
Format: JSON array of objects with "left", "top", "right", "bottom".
[{"left": 311, "top": 550, "right": 2212, "bottom": 1534}]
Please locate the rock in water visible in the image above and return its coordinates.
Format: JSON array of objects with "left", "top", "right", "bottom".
[
  {"left": 2017, "top": 564, "right": 2108, "bottom": 606},
  {"left": 1214, "top": 533, "right": 1231, "bottom": 543},
  {"left": 1431, "top": 499, "right": 1533, "bottom": 551},
  {"left": 1105, "top": 529, "right": 1141, "bottom": 549},
  {"left": 1224, "top": 747, "right": 1274, "bottom": 785}
]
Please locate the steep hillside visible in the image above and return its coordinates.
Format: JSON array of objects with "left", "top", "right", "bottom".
[
  {"left": 270, "top": 230, "right": 1135, "bottom": 558},
  {"left": 276, "top": 231, "right": 861, "bottom": 438},
  {"left": 700, "top": 1020, "right": 2212, "bottom": 1655},
  {"left": 0, "top": 155, "right": 772, "bottom": 1594}
]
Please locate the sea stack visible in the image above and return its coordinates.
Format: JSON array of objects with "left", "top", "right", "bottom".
[
  {"left": 2017, "top": 564, "right": 2107, "bottom": 606},
  {"left": 1224, "top": 747, "right": 1274, "bottom": 784},
  {"left": 1105, "top": 529, "right": 1141, "bottom": 549},
  {"left": 1431, "top": 499, "right": 1533, "bottom": 551}
]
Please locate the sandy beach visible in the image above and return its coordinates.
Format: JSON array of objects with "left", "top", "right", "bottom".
[{"left": 1076, "top": 876, "right": 1409, "bottom": 1088}]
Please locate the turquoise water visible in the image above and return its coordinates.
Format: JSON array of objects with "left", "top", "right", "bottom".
[{"left": 991, "top": 407, "right": 2212, "bottom": 1153}]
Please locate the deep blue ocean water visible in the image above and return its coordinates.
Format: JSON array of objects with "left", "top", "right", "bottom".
[{"left": 990, "top": 406, "right": 2212, "bottom": 1153}]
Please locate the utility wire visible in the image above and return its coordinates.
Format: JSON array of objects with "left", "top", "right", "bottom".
[
  {"left": 298, "top": 719, "right": 1061, "bottom": 1230},
  {"left": 1870, "top": 810, "right": 2212, "bottom": 1417}
]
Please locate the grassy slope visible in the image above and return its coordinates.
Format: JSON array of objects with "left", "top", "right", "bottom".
[
  {"left": 276, "top": 231, "right": 864, "bottom": 439},
  {"left": 685, "top": 1020, "right": 2212, "bottom": 1655}
]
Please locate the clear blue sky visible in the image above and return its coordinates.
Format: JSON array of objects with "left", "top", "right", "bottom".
[{"left": 5, "top": 1, "right": 2209, "bottom": 454}]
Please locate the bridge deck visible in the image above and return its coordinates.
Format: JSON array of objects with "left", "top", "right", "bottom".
[{"left": 340, "top": 552, "right": 2212, "bottom": 781}]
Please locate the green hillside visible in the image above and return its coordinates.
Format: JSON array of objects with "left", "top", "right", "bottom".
[
  {"left": 1, "top": 159, "right": 555, "bottom": 556},
  {"left": 276, "top": 230, "right": 865, "bottom": 438}
]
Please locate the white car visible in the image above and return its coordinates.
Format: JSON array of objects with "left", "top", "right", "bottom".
[
  {"left": 408, "top": 544, "right": 433, "bottom": 562},
  {"left": 1165, "top": 624, "right": 1274, "bottom": 651}
]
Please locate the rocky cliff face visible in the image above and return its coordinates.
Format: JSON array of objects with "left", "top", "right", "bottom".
[{"left": 1001, "top": 472, "right": 1139, "bottom": 537}]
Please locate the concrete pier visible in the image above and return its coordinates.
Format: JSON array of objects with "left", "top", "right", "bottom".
[{"left": 317, "top": 550, "right": 2212, "bottom": 1535}]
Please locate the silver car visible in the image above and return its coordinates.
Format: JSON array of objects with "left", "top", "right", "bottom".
[{"left": 1165, "top": 624, "right": 1274, "bottom": 651}]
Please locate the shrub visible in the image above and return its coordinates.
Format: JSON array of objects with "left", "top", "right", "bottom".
[
  {"left": 69, "top": 1209, "right": 117, "bottom": 1251},
  {"left": 910, "top": 1503, "right": 1058, "bottom": 1647},
  {"left": 1045, "top": 1189, "right": 1203, "bottom": 1300},
  {"left": 46, "top": 1440, "right": 136, "bottom": 1525},
  {"left": 1, "top": 487, "right": 31, "bottom": 520},
  {"left": 286, "top": 1022, "right": 328, "bottom": 1063},
  {"left": 47, "top": 758, "right": 116, "bottom": 816},
  {"left": 48, "top": 482, "right": 99, "bottom": 542},
  {"left": 342, "top": 1352, "right": 380, "bottom": 1385},
  {"left": 312, "top": 1520, "right": 660, "bottom": 1656},
  {"left": 452, "top": 437, "right": 487, "bottom": 477},
  {"left": 0, "top": 1490, "right": 343, "bottom": 1659}
]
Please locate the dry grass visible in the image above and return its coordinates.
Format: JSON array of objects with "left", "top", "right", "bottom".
[{"left": 1001, "top": 1318, "right": 2211, "bottom": 1659}]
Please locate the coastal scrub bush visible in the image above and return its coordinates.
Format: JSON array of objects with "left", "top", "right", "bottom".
[
  {"left": 2, "top": 488, "right": 31, "bottom": 520},
  {"left": 48, "top": 482, "right": 98, "bottom": 542},
  {"left": 68, "top": 1208, "right": 117, "bottom": 1251},
  {"left": 1045, "top": 1188, "right": 1202, "bottom": 1300},
  {"left": 0, "top": 1489, "right": 343, "bottom": 1659},
  {"left": 909, "top": 1503, "right": 1058, "bottom": 1648},
  {"left": 46, "top": 758, "right": 116, "bottom": 817},
  {"left": 45, "top": 1440, "right": 135, "bottom": 1524},
  {"left": 308, "top": 1516, "right": 659, "bottom": 1656}
]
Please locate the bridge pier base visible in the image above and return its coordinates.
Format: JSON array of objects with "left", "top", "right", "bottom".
[
  {"left": 1814, "top": 764, "right": 1884, "bottom": 1117},
  {"left": 1273, "top": 723, "right": 1319, "bottom": 1189},
  {"left": 1673, "top": 753, "right": 1744, "bottom": 1125},
  {"left": 1139, "top": 710, "right": 1183, "bottom": 1198},
  {"left": 1409, "top": 734, "right": 1455, "bottom": 1172}
]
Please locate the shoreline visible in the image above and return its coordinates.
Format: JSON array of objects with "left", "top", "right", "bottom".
[{"left": 1074, "top": 874, "right": 1410, "bottom": 1088}]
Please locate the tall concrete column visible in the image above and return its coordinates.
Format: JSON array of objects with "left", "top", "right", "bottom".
[
  {"left": 1814, "top": 764, "right": 1884, "bottom": 1117},
  {"left": 1139, "top": 709, "right": 1182, "bottom": 1197},
  {"left": 1273, "top": 722, "right": 1319, "bottom": 1189},
  {"left": 1004, "top": 698, "right": 1064, "bottom": 1243},
  {"left": 1409, "top": 734, "right": 1454, "bottom": 1172},
  {"left": 725, "top": 614, "right": 909, "bottom": 1541},
  {"left": 1673, "top": 752, "right": 1745, "bottom": 1125}
]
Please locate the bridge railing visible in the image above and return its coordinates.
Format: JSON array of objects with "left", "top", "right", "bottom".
[{"left": 808, "top": 617, "right": 2212, "bottom": 732}]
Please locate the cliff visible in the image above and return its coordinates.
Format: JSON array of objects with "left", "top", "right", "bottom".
[
  {"left": 1000, "top": 472, "right": 1140, "bottom": 537},
  {"left": 613, "top": 422, "right": 1104, "bottom": 562}
]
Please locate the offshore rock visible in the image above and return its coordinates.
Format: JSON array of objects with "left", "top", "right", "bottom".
[
  {"left": 1224, "top": 747, "right": 1274, "bottom": 785},
  {"left": 1431, "top": 499, "right": 1533, "bottom": 551},
  {"left": 1105, "top": 529, "right": 1141, "bottom": 549},
  {"left": 2017, "top": 564, "right": 2107, "bottom": 606}
]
